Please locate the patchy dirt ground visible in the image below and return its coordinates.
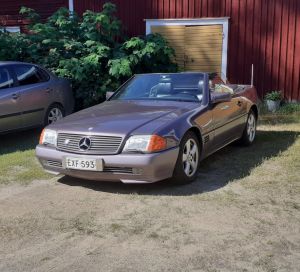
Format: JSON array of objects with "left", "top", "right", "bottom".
[{"left": 0, "top": 123, "right": 300, "bottom": 272}]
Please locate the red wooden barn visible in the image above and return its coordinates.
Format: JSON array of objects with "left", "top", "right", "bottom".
[{"left": 1, "top": 0, "right": 299, "bottom": 101}]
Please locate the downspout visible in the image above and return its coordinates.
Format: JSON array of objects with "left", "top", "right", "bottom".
[{"left": 68, "top": 0, "right": 74, "bottom": 16}]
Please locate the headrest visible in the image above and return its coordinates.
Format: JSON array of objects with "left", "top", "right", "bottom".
[
  {"left": 198, "top": 80, "right": 204, "bottom": 93},
  {"left": 156, "top": 81, "right": 173, "bottom": 95},
  {"left": 156, "top": 82, "right": 172, "bottom": 95}
]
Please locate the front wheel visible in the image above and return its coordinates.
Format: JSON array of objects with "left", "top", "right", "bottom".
[
  {"left": 172, "top": 131, "right": 200, "bottom": 184},
  {"left": 239, "top": 110, "right": 257, "bottom": 146}
]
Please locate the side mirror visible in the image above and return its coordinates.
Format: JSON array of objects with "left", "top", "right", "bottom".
[
  {"left": 210, "top": 92, "right": 232, "bottom": 104},
  {"left": 106, "top": 91, "right": 114, "bottom": 100}
]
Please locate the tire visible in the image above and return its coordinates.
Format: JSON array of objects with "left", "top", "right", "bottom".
[
  {"left": 44, "top": 104, "right": 65, "bottom": 126},
  {"left": 239, "top": 110, "right": 257, "bottom": 146},
  {"left": 172, "top": 131, "right": 201, "bottom": 185}
]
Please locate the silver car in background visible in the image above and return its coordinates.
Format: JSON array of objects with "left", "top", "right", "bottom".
[{"left": 0, "top": 61, "right": 74, "bottom": 133}]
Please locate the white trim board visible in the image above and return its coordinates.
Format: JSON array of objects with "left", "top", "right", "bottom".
[
  {"left": 0, "top": 26, "right": 20, "bottom": 33},
  {"left": 69, "top": 0, "right": 74, "bottom": 14},
  {"left": 145, "top": 18, "right": 229, "bottom": 81}
]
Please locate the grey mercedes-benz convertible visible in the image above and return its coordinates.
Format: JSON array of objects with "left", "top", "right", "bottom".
[{"left": 36, "top": 72, "right": 258, "bottom": 184}]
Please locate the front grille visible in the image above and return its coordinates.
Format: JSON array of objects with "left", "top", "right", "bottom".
[
  {"left": 57, "top": 133, "right": 123, "bottom": 154},
  {"left": 46, "top": 160, "right": 63, "bottom": 168},
  {"left": 103, "top": 167, "right": 133, "bottom": 174}
]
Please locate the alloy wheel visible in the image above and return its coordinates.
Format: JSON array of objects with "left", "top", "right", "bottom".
[
  {"left": 182, "top": 138, "right": 199, "bottom": 177},
  {"left": 48, "top": 108, "right": 63, "bottom": 124},
  {"left": 247, "top": 113, "right": 256, "bottom": 142}
]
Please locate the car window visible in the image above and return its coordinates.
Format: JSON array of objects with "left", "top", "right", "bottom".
[
  {"left": 38, "top": 68, "right": 50, "bottom": 81},
  {"left": 111, "top": 73, "right": 204, "bottom": 103},
  {"left": 14, "top": 65, "right": 49, "bottom": 86},
  {"left": 0, "top": 67, "right": 14, "bottom": 90}
]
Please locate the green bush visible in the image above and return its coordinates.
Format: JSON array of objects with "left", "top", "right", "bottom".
[
  {"left": 264, "top": 90, "right": 282, "bottom": 101},
  {"left": 0, "top": 3, "right": 177, "bottom": 109}
]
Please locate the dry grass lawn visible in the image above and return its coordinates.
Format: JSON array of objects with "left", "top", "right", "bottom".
[{"left": 0, "top": 114, "right": 299, "bottom": 271}]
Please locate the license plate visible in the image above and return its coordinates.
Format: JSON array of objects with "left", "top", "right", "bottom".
[{"left": 63, "top": 157, "right": 103, "bottom": 171}]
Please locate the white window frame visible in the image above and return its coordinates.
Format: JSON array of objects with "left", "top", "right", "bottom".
[
  {"left": 0, "top": 26, "right": 20, "bottom": 33},
  {"left": 145, "top": 18, "right": 229, "bottom": 81},
  {"left": 68, "top": 0, "right": 74, "bottom": 14}
]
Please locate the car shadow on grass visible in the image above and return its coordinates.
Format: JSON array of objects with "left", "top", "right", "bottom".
[
  {"left": 58, "top": 129, "right": 299, "bottom": 196},
  {"left": 0, "top": 128, "right": 42, "bottom": 155}
]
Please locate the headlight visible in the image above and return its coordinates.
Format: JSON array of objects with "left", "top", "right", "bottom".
[
  {"left": 123, "top": 135, "right": 167, "bottom": 153},
  {"left": 39, "top": 129, "right": 57, "bottom": 146}
]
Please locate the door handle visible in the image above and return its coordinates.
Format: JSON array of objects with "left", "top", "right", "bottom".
[
  {"left": 46, "top": 88, "right": 53, "bottom": 93},
  {"left": 220, "top": 105, "right": 230, "bottom": 110},
  {"left": 237, "top": 101, "right": 242, "bottom": 107},
  {"left": 12, "top": 93, "right": 20, "bottom": 100}
]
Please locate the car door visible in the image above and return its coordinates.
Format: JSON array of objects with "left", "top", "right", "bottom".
[
  {"left": 13, "top": 64, "right": 52, "bottom": 127},
  {"left": 0, "top": 66, "right": 23, "bottom": 132},
  {"left": 211, "top": 87, "right": 246, "bottom": 149}
]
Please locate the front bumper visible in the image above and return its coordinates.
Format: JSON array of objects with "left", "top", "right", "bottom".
[{"left": 36, "top": 145, "right": 179, "bottom": 183}]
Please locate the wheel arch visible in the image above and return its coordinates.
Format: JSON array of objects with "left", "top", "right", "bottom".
[
  {"left": 47, "top": 102, "right": 65, "bottom": 111},
  {"left": 180, "top": 126, "right": 204, "bottom": 154},
  {"left": 250, "top": 104, "right": 258, "bottom": 120}
]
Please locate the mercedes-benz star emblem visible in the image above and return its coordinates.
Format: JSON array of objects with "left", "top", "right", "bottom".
[{"left": 78, "top": 137, "right": 91, "bottom": 151}]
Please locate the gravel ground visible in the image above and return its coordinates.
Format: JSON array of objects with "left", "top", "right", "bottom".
[{"left": 0, "top": 124, "right": 299, "bottom": 272}]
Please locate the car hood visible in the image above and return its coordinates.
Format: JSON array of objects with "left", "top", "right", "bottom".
[{"left": 50, "top": 100, "right": 199, "bottom": 136}]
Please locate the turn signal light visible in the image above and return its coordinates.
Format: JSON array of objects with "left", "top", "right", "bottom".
[
  {"left": 39, "top": 129, "right": 45, "bottom": 144},
  {"left": 147, "top": 135, "right": 167, "bottom": 152}
]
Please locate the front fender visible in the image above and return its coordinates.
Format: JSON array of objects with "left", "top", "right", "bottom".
[{"left": 155, "top": 107, "right": 207, "bottom": 150}]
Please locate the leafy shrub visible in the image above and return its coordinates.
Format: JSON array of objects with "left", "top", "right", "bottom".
[
  {"left": 0, "top": 3, "right": 177, "bottom": 109},
  {"left": 264, "top": 90, "right": 282, "bottom": 101}
]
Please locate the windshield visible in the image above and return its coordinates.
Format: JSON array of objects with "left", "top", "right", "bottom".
[{"left": 111, "top": 73, "right": 205, "bottom": 102}]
